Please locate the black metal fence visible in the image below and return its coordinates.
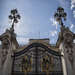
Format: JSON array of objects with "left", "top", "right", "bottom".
[{"left": 12, "top": 71, "right": 63, "bottom": 75}]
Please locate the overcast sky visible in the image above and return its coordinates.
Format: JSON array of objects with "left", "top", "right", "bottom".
[{"left": 0, "top": 0, "right": 75, "bottom": 45}]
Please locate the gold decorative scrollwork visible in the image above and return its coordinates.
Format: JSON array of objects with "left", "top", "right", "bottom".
[
  {"left": 22, "top": 55, "right": 32, "bottom": 74},
  {"left": 41, "top": 55, "right": 54, "bottom": 74}
]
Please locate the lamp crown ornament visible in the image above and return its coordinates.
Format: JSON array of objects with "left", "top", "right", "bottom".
[
  {"left": 54, "top": 6, "right": 67, "bottom": 26},
  {"left": 9, "top": 9, "right": 21, "bottom": 32}
]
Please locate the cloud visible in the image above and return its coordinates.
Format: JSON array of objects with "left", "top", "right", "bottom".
[
  {"left": 71, "top": 0, "right": 75, "bottom": 10},
  {"left": 71, "top": 0, "right": 75, "bottom": 18},
  {"left": 70, "top": 24, "right": 74, "bottom": 29},
  {"left": 50, "top": 30, "right": 58, "bottom": 37},
  {"left": 73, "top": 10, "right": 75, "bottom": 17},
  {"left": 71, "top": 3, "right": 75, "bottom": 10},
  {"left": 49, "top": 30, "right": 58, "bottom": 44},
  {"left": 17, "top": 37, "right": 29, "bottom": 45},
  {"left": 57, "top": 0, "right": 66, "bottom": 7},
  {"left": 71, "top": 0, "right": 75, "bottom": 4},
  {"left": 50, "top": 18, "right": 58, "bottom": 29},
  {"left": 57, "top": 0, "right": 70, "bottom": 9},
  {"left": 70, "top": 24, "right": 75, "bottom": 32}
]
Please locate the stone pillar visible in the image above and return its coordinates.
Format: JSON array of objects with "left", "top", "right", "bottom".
[
  {"left": 0, "top": 49, "right": 3, "bottom": 75},
  {"left": 59, "top": 43, "right": 67, "bottom": 75},
  {"left": 1, "top": 47, "right": 13, "bottom": 75},
  {"left": 60, "top": 43, "right": 75, "bottom": 75},
  {"left": 64, "top": 43, "right": 75, "bottom": 75}
]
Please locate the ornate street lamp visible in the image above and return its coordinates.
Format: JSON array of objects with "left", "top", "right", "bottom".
[
  {"left": 9, "top": 9, "right": 21, "bottom": 31},
  {"left": 54, "top": 7, "right": 67, "bottom": 26}
]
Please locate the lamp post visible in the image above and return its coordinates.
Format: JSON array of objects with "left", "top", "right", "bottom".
[
  {"left": 8, "top": 9, "right": 21, "bottom": 75},
  {"left": 54, "top": 7, "right": 67, "bottom": 75},
  {"left": 9, "top": 9, "right": 21, "bottom": 31},
  {"left": 54, "top": 7, "right": 67, "bottom": 26}
]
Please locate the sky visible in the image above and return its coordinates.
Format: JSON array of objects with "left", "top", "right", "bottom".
[{"left": 0, "top": 0, "right": 75, "bottom": 45}]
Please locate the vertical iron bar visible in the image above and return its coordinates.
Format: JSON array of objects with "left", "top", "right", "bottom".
[
  {"left": 35, "top": 47, "right": 38, "bottom": 74},
  {"left": 11, "top": 53, "right": 15, "bottom": 75}
]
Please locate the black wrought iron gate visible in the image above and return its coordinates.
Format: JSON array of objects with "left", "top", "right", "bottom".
[{"left": 12, "top": 43, "right": 63, "bottom": 75}]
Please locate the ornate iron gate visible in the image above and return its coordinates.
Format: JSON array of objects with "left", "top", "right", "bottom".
[{"left": 12, "top": 43, "right": 63, "bottom": 75}]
